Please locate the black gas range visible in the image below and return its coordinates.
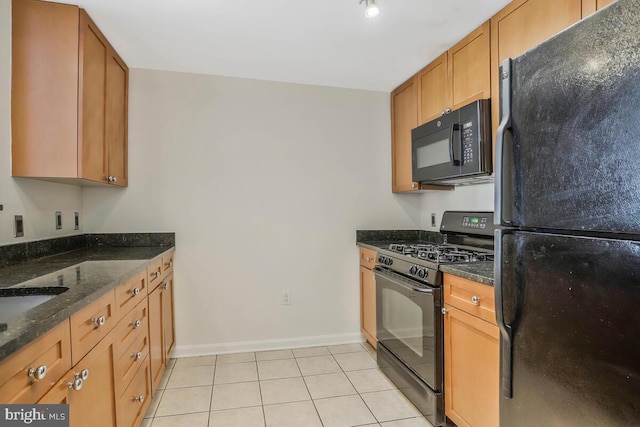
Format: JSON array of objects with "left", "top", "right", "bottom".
[
  {"left": 374, "top": 211, "right": 495, "bottom": 287},
  {"left": 374, "top": 211, "right": 495, "bottom": 427}
]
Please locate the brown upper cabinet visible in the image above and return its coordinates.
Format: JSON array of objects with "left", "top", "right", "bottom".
[
  {"left": 418, "top": 21, "right": 491, "bottom": 126},
  {"left": 12, "top": 0, "right": 128, "bottom": 187},
  {"left": 391, "top": 78, "right": 419, "bottom": 192}
]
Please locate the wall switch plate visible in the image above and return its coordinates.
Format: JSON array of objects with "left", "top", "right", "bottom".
[
  {"left": 55, "top": 211, "right": 62, "bottom": 230},
  {"left": 431, "top": 213, "right": 436, "bottom": 227},
  {"left": 282, "top": 291, "right": 291, "bottom": 305},
  {"left": 0, "top": 204, "right": 3, "bottom": 211},
  {"left": 74, "top": 212, "right": 79, "bottom": 230},
  {"left": 14, "top": 215, "right": 24, "bottom": 237}
]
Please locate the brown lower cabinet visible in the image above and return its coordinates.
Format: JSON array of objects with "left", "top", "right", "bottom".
[
  {"left": 39, "top": 328, "right": 118, "bottom": 427},
  {"left": 358, "top": 248, "right": 377, "bottom": 348},
  {"left": 443, "top": 274, "right": 499, "bottom": 427},
  {"left": 0, "top": 249, "right": 175, "bottom": 427},
  {"left": 149, "top": 272, "right": 176, "bottom": 394}
]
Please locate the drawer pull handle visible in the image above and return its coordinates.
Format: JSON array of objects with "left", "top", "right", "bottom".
[
  {"left": 68, "top": 378, "right": 83, "bottom": 391},
  {"left": 441, "top": 308, "right": 449, "bottom": 315},
  {"left": 134, "top": 395, "right": 145, "bottom": 403},
  {"left": 471, "top": 295, "right": 481, "bottom": 305},
  {"left": 93, "top": 316, "right": 106, "bottom": 327},
  {"left": 131, "top": 319, "right": 142, "bottom": 328},
  {"left": 28, "top": 365, "right": 47, "bottom": 380},
  {"left": 162, "top": 282, "right": 169, "bottom": 290},
  {"left": 164, "top": 261, "right": 173, "bottom": 268},
  {"left": 133, "top": 351, "right": 143, "bottom": 360},
  {"left": 131, "top": 287, "right": 141, "bottom": 295}
]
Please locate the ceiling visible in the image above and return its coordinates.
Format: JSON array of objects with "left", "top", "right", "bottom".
[{"left": 51, "top": 0, "right": 511, "bottom": 92}]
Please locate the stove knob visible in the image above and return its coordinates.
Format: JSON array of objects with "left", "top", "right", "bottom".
[
  {"left": 377, "top": 255, "right": 385, "bottom": 264},
  {"left": 417, "top": 268, "right": 428, "bottom": 279},
  {"left": 409, "top": 266, "right": 418, "bottom": 275},
  {"left": 385, "top": 257, "right": 393, "bottom": 266}
]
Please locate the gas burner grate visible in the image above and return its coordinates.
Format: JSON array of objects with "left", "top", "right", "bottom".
[{"left": 388, "top": 243, "right": 493, "bottom": 264}]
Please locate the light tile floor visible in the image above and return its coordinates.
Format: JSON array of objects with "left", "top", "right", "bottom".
[{"left": 142, "top": 342, "right": 435, "bottom": 427}]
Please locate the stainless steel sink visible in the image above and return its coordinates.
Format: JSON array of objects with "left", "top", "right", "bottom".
[{"left": 0, "top": 287, "right": 69, "bottom": 325}]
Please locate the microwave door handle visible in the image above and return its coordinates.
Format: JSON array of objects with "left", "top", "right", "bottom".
[{"left": 449, "top": 124, "right": 461, "bottom": 166}]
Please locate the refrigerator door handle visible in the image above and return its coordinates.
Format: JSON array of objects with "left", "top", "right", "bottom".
[
  {"left": 495, "top": 228, "right": 514, "bottom": 399},
  {"left": 495, "top": 58, "right": 512, "bottom": 227}
]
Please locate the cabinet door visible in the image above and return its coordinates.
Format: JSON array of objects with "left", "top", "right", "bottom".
[
  {"left": 148, "top": 285, "right": 165, "bottom": 393},
  {"left": 490, "top": 0, "right": 583, "bottom": 138},
  {"left": 448, "top": 21, "right": 491, "bottom": 111},
  {"left": 391, "top": 78, "right": 419, "bottom": 193},
  {"left": 582, "top": 0, "right": 616, "bottom": 16},
  {"left": 106, "top": 47, "right": 129, "bottom": 187},
  {"left": 161, "top": 274, "right": 176, "bottom": 363},
  {"left": 40, "top": 330, "right": 117, "bottom": 427},
  {"left": 79, "top": 10, "right": 109, "bottom": 184},
  {"left": 359, "top": 266, "right": 376, "bottom": 348},
  {"left": 444, "top": 305, "right": 499, "bottom": 427},
  {"left": 417, "top": 52, "right": 450, "bottom": 125}
]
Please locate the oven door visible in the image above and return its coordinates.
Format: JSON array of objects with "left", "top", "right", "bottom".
[{"left": 374, "top": 266, "right": 443, "bottom": 391}]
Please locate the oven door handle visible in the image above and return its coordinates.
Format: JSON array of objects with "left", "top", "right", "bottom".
[{"left": 373, "top": 267, "right": 434, "bottom": 294}]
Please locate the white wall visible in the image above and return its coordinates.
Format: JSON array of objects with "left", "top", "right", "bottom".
[
  {"left": 420, "top": 183, "right": 495, "bottom": 230},
  {"left": 0, "top": 0, "right": 83, "bottom": 245},
  {"left": 82, "top": 68, "right": 423, "bottom": 355}
]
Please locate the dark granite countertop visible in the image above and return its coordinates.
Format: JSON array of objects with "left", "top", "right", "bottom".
[
  {"left": 0, "top": 234, "right": 174, "bottom": 362},
  {"left": 440, "top": 262, "right": 494, "bottom": 286}
]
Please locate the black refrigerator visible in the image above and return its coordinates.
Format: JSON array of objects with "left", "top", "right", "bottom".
[{"left": 494, "top": 0, "right": 640, "bottom": 426}]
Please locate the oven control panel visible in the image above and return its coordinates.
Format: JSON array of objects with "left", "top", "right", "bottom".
[{"left": 461, "top": 215, "right": 489, "bottom": 230}]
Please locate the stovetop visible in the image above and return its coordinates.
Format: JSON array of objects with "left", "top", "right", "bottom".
[{"left": 372, "top": 211, "right": 495, "bottom": 286}]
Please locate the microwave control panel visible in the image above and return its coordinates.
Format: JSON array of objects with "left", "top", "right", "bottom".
[{"left": 462, "top": 121, "right": 474, "bottom": 164}]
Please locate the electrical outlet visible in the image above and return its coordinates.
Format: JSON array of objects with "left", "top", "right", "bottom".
[
  {"left": 431, "top": 213, "right": 436, "bottom": 227},
  {"left": 14, "top": 215, "right": 24, "bottom": 237},
  {"left": 74, "top": 212, "right": 80, "bottom": 230},
  {"left": 55, "top": 211, "right": 62, "bottom": 230},
  {"left": 282, "top": 291, "right": 291, "bottom": 305}
]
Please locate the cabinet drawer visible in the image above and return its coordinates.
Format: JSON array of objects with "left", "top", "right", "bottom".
[
  {"left": 359, "top": 247, "right": 377, "bottom": 270},
  {"left": 443, "top": 274, "right": 496, "bottom": 325},
  {"left": 114, "top": 299, "right": 148, "bottom": 361},
  {"left": 114, "top": 269, "right": 147, "bottom": 320},
  {"left": 147, "top": 258, "right": 163, "bottom": 291},
  {"left": 115, "top": 329, "right": 149, "bottom": 398},
  {"left": 162, "top": 250, "right": 174, "bottom": 277},
  {"left": 0, "top": 320, "right": 72, "bottom": 403},
  {"left": 118, "top": 355, "right": 151, "bottom": 427},
  {"left": 70, "top": 290, "right": 116, "bottom": 365}
]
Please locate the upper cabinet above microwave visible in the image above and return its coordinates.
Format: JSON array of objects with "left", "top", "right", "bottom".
[
  {"left": 417, "top": 21, "right": 491, "bottom": 126},
  {"left": 12, "top": 0, "right": 129, "bottom": 187}
]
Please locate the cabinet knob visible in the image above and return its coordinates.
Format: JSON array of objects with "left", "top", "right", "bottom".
[
  {"left": 163, "top": 282, "right": 169, "bottom": 290},
  {"left": 445, "top": 108, "right": 452, "bottom": 114},
  {"left": 28, "top": 365, "right": 47, "bottom": 380},
  {"left": 80, "top": 369, "right": 90, "bottom": 381},
  {"left": 107, "top": 176, "right": 118, "bottom": 183},
  {"left": 366, "top": 256, "right": 372, "bottom": 262},
  {"left": 134, "top": 395, "right": 145, "bottom": 403},
  {"left": 412, "top": 183, "right": 418, "bottom": 188},
  {"left": 471, "top": 295, "right": 481, "bottom": 305},
  {"left": 133, "top": 351, "right": 143, "bottom": 360},
  {"left": 131, "top": 319, "right": 142, "bottom": 328},
  {"left": 441, "top": 308, "right": 449, "bottom": 315},
  {"left": 164, "top": 261, "right": 173, "bottom": 268},
  {"left": 441, "top": 110, "right": 446, "bottom": 116},
  {"left": 155, "top": 271, "right": 161, "bottom": 278},
  {"left": 68, "top": 378, "right": 83, "bottom": 391},
  {"left": 131, "top": 287, "right": 141, "bottom": 296},
  {"left": 93, "top": 315, "right": 106, "bottom": 327}
]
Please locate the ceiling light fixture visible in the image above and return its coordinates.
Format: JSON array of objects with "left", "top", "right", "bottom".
[{"left": 360, "top": 0, "right": 380, "bottom": 18}]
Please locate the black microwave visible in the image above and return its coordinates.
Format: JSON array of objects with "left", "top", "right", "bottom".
[{"left": 411, "top": 99, "right": 492, "bottom": 185}]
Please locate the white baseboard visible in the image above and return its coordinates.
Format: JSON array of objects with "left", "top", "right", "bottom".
[{"left": 173, "top": 332, "right": 366, "bottom": 358}]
